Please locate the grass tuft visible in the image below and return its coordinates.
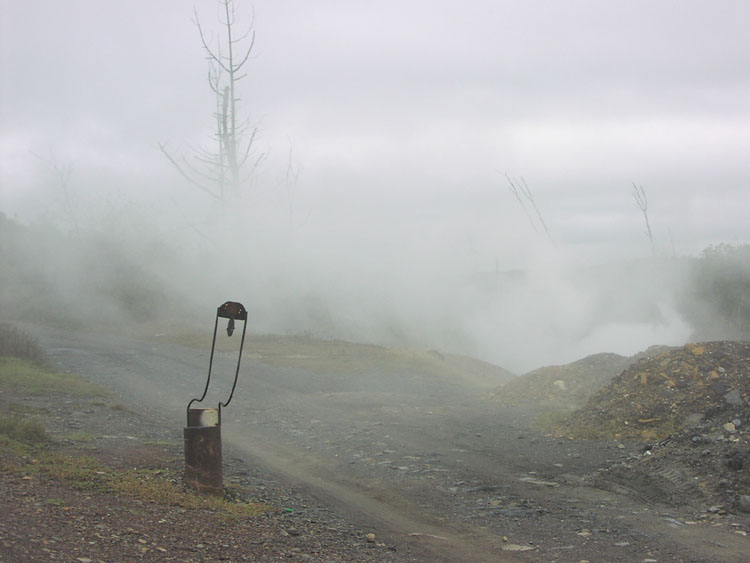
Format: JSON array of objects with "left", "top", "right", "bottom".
[
  {"left": 0, "top": 324, "right": 47, "bottom": 363},
  {"left": 0, "top": 415, "right": 51, "bottom": 444},
  {"left": 110, "top": 469, "right": 267, "bottom": 518},
  {"left": 0, "top": 357, "right": 107, "bottom": 397},
  {"left": 2, "top": 437, "right": 267, "bottom": 518},
  {"left": 62, "top": 431, "right": 96, "bottom": 443}
]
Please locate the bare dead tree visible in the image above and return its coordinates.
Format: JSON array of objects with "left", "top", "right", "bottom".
[
  {"left": 160, "top": 0, "right": 264, "bottom": 203},
  {"left": 632, "top": 183, "right": 655, "bottom": 255},
  {"left": 506, "top": 174, "right": 553, "bottom": 243},
  {"left": 506, "top": 174, "right": 536, "bottom": 232}
]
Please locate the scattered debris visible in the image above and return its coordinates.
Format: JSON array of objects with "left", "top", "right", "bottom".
[
  {"left": 501, "top": 543, "right": 537, "bottom": 552},
  {"left": 563, "top": 342, "right": 750, "bottom": 442}
]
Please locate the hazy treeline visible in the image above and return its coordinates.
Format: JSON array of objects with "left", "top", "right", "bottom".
[
  {"left": 0, "top": 213, "right": 180, "bottom": 328},
  {"left": 681, "top": 243, "right": 750, "bottom": 340}
]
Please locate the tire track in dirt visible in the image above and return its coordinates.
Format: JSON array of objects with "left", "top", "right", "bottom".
[{"left": 223, "top": 425, "right": 522, "bottom": 563}]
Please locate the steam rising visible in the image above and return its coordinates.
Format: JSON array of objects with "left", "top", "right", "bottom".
[{"left": 1, "top": 184, "right": 700, "bottom": 374}]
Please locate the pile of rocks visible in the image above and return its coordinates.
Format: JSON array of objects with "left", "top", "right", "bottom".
[
  {"left": 563, "top": 342, "right": 750, "bottom": 513},
  {"left": 563, "top": 342, "right": 750, "bottom": 442}
]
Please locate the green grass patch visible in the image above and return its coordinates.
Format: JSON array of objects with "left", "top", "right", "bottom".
[
  {"left": 110, "top": 469, "right": 266, "bottom": 518},
  {"left": 0, "top": 357, "right": 107, "bottom": 397},
  {"left": 0, "top": 324, "right": 46, "bottom": 363},
  {"left": 3, "top": 402, "right": 49, "bottom": 416},
  {"left": 2, "top": 437, "right": 266, "bottom": 518},
  {"left": 62, "top": 431, "right": 96, "bottom": 443},
  {"left": 0, "top": 415, "right": 51, "bottom": 444},
  {"left": 34, "top": 451, "right": 104, "bottom": 488},
  {"left": 0, "top": 434, "right": 36, "bottom": 457}
]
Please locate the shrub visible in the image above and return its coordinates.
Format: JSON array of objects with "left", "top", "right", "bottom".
[
  {"left": 0, "top": 324, "right": 46, "bottom": 364},
  {"left": 682, "top": 244, "right": 750, "bottom": 339},
  {"left": 0, "top": 415, "right": 50, "bottom": 444}
]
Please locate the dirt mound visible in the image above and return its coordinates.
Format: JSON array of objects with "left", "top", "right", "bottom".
[
  {"left": 491, "top": 352, "right": 635, "bottom": 409},
  {"left": 563, "top": 341, "right": 750, "bottom": 441},
  {"left": 563, "top": 342, "right": 750, "bottom": 512}
]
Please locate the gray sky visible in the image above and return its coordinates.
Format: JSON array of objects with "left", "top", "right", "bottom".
[
  {"left": 2, "top": 0, "right": 749, "bottom": 262},
  {"left": 2, "top": 1, "right": 750, "bottom": 370}
]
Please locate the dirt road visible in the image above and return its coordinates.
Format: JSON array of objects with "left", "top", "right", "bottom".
[{"left": 29, "top": 326, "right": 749, "bottom": 562}]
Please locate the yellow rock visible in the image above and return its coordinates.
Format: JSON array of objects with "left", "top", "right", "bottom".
[{"left": 660, "top": 373, "right": 676, "bottom": 387}]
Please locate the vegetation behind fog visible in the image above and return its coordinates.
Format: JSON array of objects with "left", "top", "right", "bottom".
[{"left": 2, "top": 211, "right": 747, "bottom": 373}]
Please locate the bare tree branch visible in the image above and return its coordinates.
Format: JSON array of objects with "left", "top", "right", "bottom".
[
  {"left": 632, "top": 182, "right": 655, "bottom": 255},
  {"left": 505, "top": 174, "right": 553, "bottom": 242},
  {"left": 159, "top": 142, "right": 220, "bottom": 200},
  {"left": 519, "top": 177, "right": 553, "bottom": 242},
  {"left": 506, "top": 174, "right": 538, "bottom": 233}
]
